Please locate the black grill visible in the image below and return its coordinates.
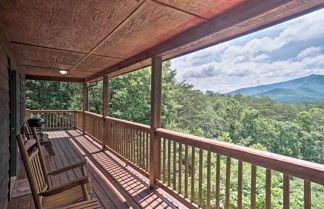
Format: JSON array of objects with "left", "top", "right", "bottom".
[{"left": 28, "top": 118, "right": 45, "bottom": 128}]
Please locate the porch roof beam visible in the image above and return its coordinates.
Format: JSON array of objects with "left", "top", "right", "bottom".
[
  {"left": 85, "top": 0, "right": 324, "bottom": 82},
  {"left": 25, "top": 75, "right": 84, "bottom": 83}
]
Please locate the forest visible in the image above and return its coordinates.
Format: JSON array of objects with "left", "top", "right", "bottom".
[{"left": 26, "top": 61, "right": 324, "bottom": 208}]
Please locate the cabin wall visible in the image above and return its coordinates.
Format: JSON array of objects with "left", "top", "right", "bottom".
[{"left": 0, "top": 21, "right": 25, "bottom": 209}]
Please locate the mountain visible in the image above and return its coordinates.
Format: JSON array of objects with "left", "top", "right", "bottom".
[{"left": 228, "top": 74, "right": 324, "bottom": 104}]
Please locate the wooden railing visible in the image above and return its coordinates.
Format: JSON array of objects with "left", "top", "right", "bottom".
[
  {"left": 26, "top": 109, "right": 324, "bottom": 209},
  {"left": 155, "top": 129, "right": 324, "bottom": 209},
  {"left": 74, "top": 111, "right": 150, "bottom": 176},
  {"left": 27, "top": 110, "right": 75, "bottom": 130}
]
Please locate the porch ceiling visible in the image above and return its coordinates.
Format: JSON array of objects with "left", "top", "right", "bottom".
[{"left": 0, "top": 0, "right": 323, "bottom": 82}]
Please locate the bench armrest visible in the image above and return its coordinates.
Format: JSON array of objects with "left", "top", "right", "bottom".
[
  {"left": 39, "top": 176, "right": 89, "bottom": 197},
  {"left": 48, "top": 159, "right": 87, "bottom": 176}
]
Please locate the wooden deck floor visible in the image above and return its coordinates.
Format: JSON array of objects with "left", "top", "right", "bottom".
[{"left": 7, "top": 130, "right": 187, "bottom": 209}]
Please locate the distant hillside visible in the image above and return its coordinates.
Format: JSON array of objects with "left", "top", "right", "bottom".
[{"left": 228, "top": 74, "right": 324, "bottom": 104}]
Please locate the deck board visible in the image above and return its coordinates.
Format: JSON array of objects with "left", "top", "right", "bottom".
[{"left": 7, "top": 130, "right": 187, "bottom": 209}]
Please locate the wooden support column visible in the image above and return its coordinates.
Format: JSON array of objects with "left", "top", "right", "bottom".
[
  {"left": 102, "top": 76, "right": 109, "bottom": 150},
  {"left": 82, "top": 82, "right": 88, "bottom": 135},
  {"left": 149, "top": 56, "right": 162, "bottom": 187}
]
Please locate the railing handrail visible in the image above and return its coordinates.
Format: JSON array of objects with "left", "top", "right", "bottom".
[
  {"left": 105, "top": 116, "right": 150, "bottom": 132},
  {"left": 83, "top": 111, "right": 103, "bottom": 118},
  {"left": 29, "top": 110, "right": 76, "bottom": 113},
  {"left": 82, "top": 111, "right": 150, "bottom": 132},
  {"left": 156, "top": 128, "right": 324, "bottom": 185}
]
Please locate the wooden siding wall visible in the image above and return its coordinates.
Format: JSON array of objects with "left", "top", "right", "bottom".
[{"left": 0, "top": 21, "right": 25, "bottom": 209}]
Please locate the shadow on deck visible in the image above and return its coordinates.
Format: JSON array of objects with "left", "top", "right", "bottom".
[{"left": 7, "top": 130, "right": 186, "bottom": 209}]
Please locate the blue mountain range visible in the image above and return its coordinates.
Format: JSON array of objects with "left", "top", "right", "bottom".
[{"left": 228, "top": 74, "right": 324, "bottom": 104}]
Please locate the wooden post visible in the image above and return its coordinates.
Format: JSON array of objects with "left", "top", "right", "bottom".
[
  {"left": 102, "top": 76, "right": 109, "bottom": 150},
  {"left": 82, "top": 82, "right": 87, "bottom": 135},
  {"left": 25, "top": 109, "right": 31, "bottom": 121},
  {"left": 149, "top": 56, "right": 162, "bottom": 187}
]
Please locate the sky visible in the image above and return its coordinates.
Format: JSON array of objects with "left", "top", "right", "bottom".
[{"left": 171, "top": 8, "right": 324, "bottom": 93}]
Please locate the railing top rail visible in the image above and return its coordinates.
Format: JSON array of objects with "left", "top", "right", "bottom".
[
  {"left": 29, "top": 110, "right": 76, "bottom": 113},
  {"left": 84, "top": 111, "right": 103, "bottom": 118},
  {"left": 156, "top": 128, "right": 324, "bottom": 185},
  {"left": 105, "top": 116, "right": 150, "bottom": 132}
]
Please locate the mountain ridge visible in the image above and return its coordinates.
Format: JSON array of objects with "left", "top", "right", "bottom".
[{"left": 228, "top": 74, "right": 324, "bottom": 104}]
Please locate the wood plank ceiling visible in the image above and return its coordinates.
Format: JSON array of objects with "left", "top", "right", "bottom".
[{"left": 0, "top": 0, "right": 323, "bottom": 82}]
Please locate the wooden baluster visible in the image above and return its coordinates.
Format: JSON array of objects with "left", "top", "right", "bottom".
[
  {"left": 45, "top": 113, "right": 48, "bottom": 128},
  {"left": 55, "top": 113, "right": 57, "bottom": 128},
  {"left": 206, "top": 151, "right": 211, "bottom": 209},
  {"left": 133, "top": 128, "right": 136, "bottom": 163},
  {"left": 237, "top": 160, "right": 243, "bottom": 209},
  {"left": 116, "top": 123, "right": 119, "bottom": 153},
  {"left": 143, "top": 132, "right": 145, "bottom": 169},
  {"left": 146, "top": 132, "right": 149, "bottom": 171},
  {"left": 283, "top": 174, "right": 290, "bottom": 209},
  {"left": 140, "top": 130, "right": 142, "bottom": 167},
  {"left": 184, "top": 145, "right": 188, "bottom": 198},
  {"left": 110, "top": 122, "right": 113, "bottom": 149},
  {"left": 190, "top": 147, "right": 195, "bottom": 203},
  {"left": 51, "top": 113, "right": 54, "bottom": 128},
  {"left": 137, "top": 130, "right": 140, "bottom": 166},
  {"left": 225, "top": 157, "right": 231, "bottom": 209},
  {"left": 117, "top": 123, "right": 120, "bottom": 152},
  {"left": 125, "top": 126, "right": 128, "bottom": 159},
  {"left": 127, "top": 127, "right": 130, "bottom": 161},
  {"left": 215, "top": 154, "right": 221, "bottom": 209},
  {"left": 113, "top": 123, "right": 116, "bottom": 151},
  {"left": 47, "top": 113, "right": 50, "bottom": 128},
  {"left": 178, "top": 143, "right": 182, "bottom": 194},
  {"left": 198, "top": 149, "right": 203, "bottom": 207},
  {"left": 54, "top": 113, "right": 56, "bottom": 128},
  {"left": 122, "top": 125, "right": 128, "bottom": 159},
  {"left": 251, "top": 164, "right": 256, "bottom": 209},
  {"left": 114, "top": 123, "right": 117, "bottom": 151},
  {"left": 266, "top": 169, "right": 271, "bottom": 209},
  {"left": 125, "top": 127, "right": 129, "bottom": 160},
  {"left": 143, "top": 132, "right": 145, "bottom": 168},
  {"left": 50, "top": 113, "right": 52, "bottom": 128},
  {"left": 124, "top": 126, "right": 127, "bottom": 158},
  {"left": 168, "top": 139, "right": 171, "bottom": 187},
  {"left": 163, "top": 138, "right": 166, "bottom": 183},
  {"left": 128, "top": 127, "right": 131, "bottom": 162},
  {"left": 62, "top": 113, "right": 65, "bottom": 128},
  {"left": 173, "top": 141, "right": 177, "bottom": 191},
  {"left": 109, "top": 121, "right": 112, "bottom": 148},
  {"left": 129, "top": 127, "right": 131, "bottom": 162},
  {"left": 304, "top": 180, "right": 311, "bottom": 209},
  {"left": 140, "top": 131, "right": 143, "bottom": 168},
  {"left": 119, "top": 124, "right": 122, "bottom": 154},
  {"left": 44, "top": 113, "right": 47, "bottom": 128},
  {"left": 94, "top": 118, "right": 97, "bottom": 138},
  {"left": 122, "top": 125, "right": 125, "bottom": 157},
  {"left": 114, "top": 123, "right": 119, "bottom": 153},
  {"left": 132, "top": 128, "right": 135, "bottom": 163},
  {"left": 133, "top": 129, "right": 138, "bottom": 164},
  {"left": 56, "top": 113, "right": 58, "bottom": 128}
]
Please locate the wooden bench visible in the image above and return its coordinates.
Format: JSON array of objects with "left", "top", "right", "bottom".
[
  {"left": 23, "top": 122, "right": 55, "bottom": 155},
  {"left": 16, "top": 133, "right": 100, "bottom": 209}
]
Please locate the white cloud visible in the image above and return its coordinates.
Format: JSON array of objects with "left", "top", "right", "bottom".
[
  {"left": 297, "top": 47, "right": 322, "bottom": 59},
  {"left": 171, "top": 9, "right": 324, "bottom": 93}
]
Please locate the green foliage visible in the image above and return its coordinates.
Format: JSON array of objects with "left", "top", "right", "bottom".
[{"left": 26, "top": 80, "right": 81, "bottom": 110}]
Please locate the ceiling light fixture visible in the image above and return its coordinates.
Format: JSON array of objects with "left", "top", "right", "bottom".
[{"left": 59, "top": 70, "right": 68, "bottom": 75}]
